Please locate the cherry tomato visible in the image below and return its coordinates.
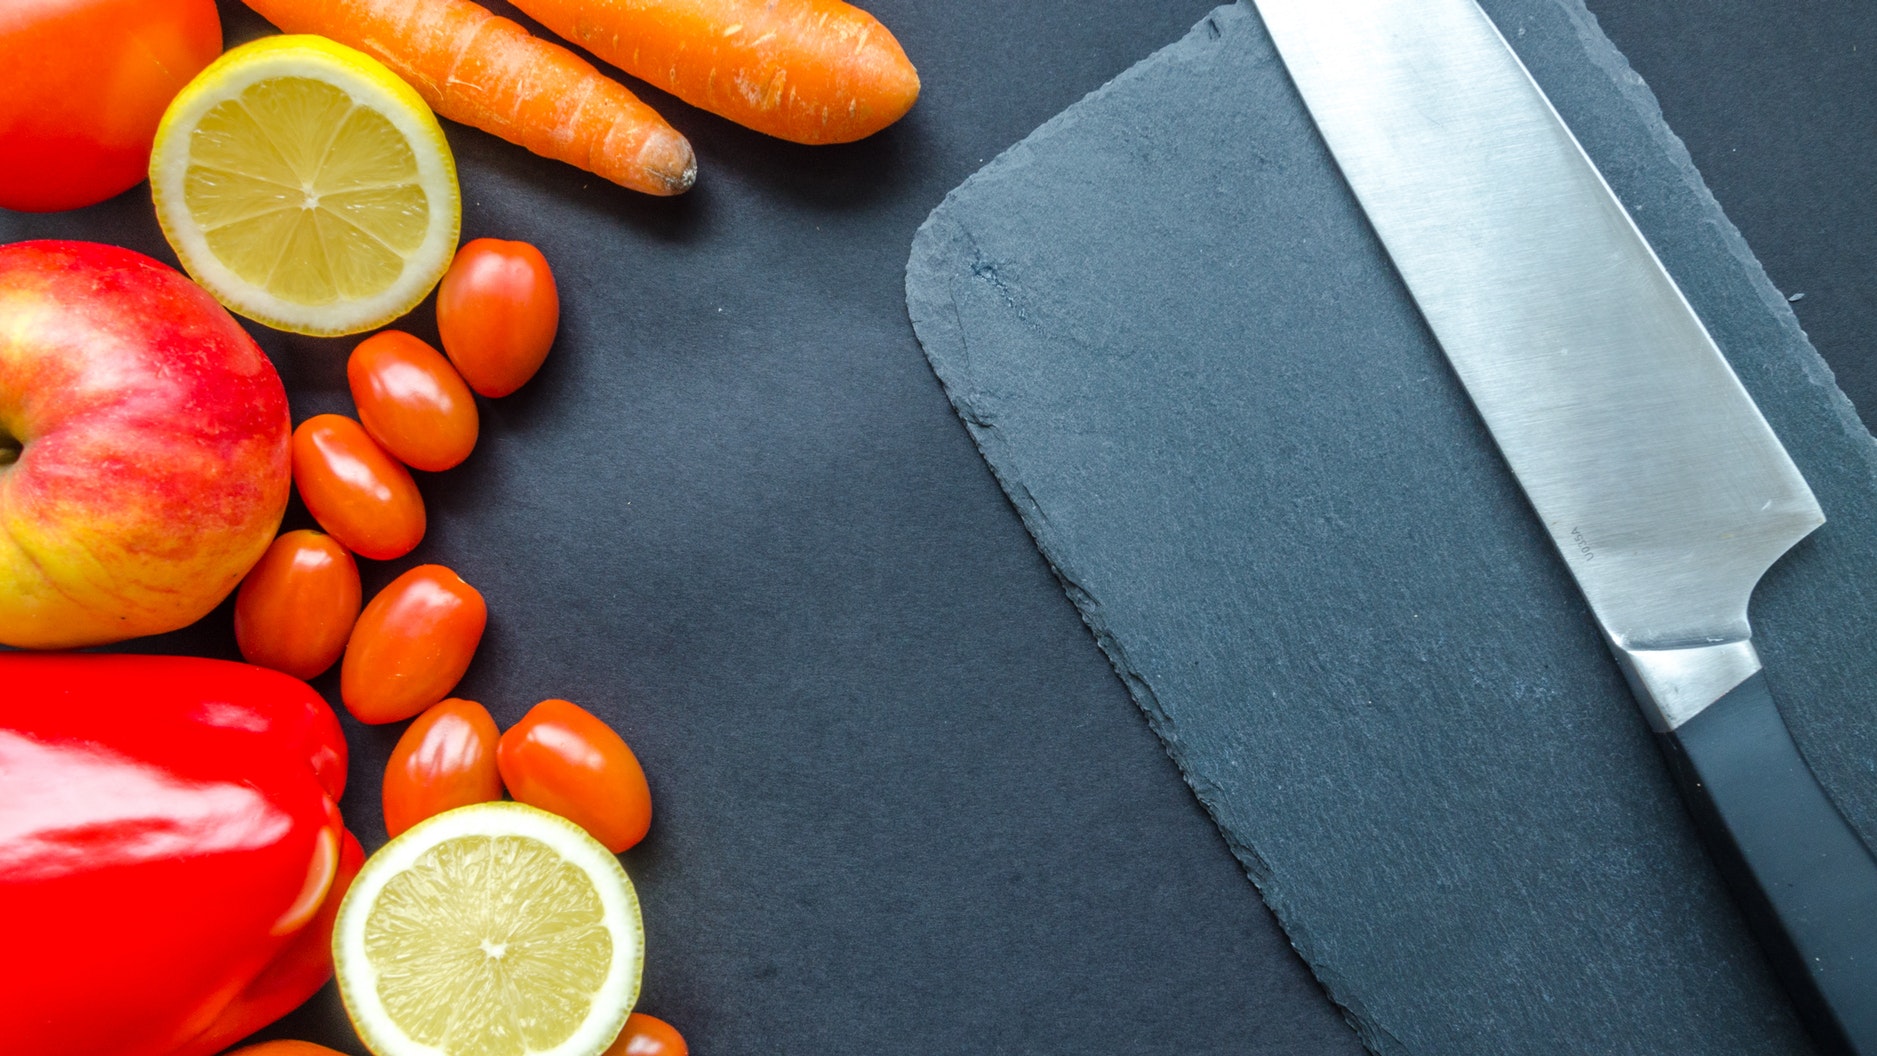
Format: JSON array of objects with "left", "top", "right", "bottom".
[
  {"left": 291, "top": 414, "right": 426, "bottom": 560},
  {"left": 435, "top": 238, "right": 560, "bottom": 397},
  {"left": 604, "top": 1013, "right": 688, "bottom": 1056},
  {"left": 497, "top": 698, "right": 652, "bottom": 853},
  {"left": 0, "top": 0, "right": 220, "bottom": 212},
  {"left": 226, "top": 1043, "right": 353, "bottom": 1056},
  {"left": 233, "top": 530, "right": 362, "bottom": 680},
  {"left": 383, "top": 697, "right": 504, "bottom": 838},
  {"left": 341, "top": 564, "right": 486, "bottom": 725},
  {"left": 348, "top": 330, "right": 479, "bottom": 472}
]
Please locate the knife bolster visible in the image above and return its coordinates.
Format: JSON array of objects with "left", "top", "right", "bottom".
[{"left": 1615, "top": 639, "right": 1761, "bottom": 732}]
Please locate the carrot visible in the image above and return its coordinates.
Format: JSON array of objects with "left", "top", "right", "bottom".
[
  {"left": 508, "top": 0, "right": 921, "bottom": 145},
  {"left": 241, "top": 0, "right": 696, "bottom": 195}
]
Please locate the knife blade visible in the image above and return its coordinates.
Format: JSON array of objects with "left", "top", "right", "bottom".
[{"left": 1248, "top": 0, "right": 1877, "bottom": 1050}]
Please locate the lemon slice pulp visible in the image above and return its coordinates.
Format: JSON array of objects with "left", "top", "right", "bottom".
[
  {"left": 335, "top": 802, "right": 644, "bottom": 1056},
  {"left": 151, "top": 35, "right": 460, "bottom": 336}
]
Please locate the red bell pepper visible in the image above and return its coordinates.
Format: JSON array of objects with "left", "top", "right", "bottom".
[{"left": 0, "top": 653, "right": 357, "bottom": 1056}]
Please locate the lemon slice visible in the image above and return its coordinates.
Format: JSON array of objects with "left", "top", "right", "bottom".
[
  {"left": 334, "top": 802, "right": 644, "bottom": 1056},
  {"left": 150, "top": 35, "right": 460, "bottom": 336}
]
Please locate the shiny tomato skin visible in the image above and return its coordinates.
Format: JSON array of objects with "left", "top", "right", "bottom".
[
  {"left": 234, "top": 530, "right": 361, "bottom": 681},
  {"left": 497, "top": 698, "right": 652, "bottom": 853},
  {"left": 291, "top": 414, "right": 425, "bottom": 561},
  {"left": 348, "top": 330, "right": 479, "bottom": 472},
  {"left": 435, "top": 239, "right": 559, "bottom": 397},
  {"left": 382, "top": 697, "right": 504, "bottom": 838},
  {"left": 341, "top": 565, "right": 486, "bottom": 725},
  {"left": 0, "top": 0, "right": 221, "bottom": 212},
  {"left": 604, "top": 1013, "right": 689, "bottom": 1056},
  {"left": 225, "top": 1043, "right": 353, "bottom": 1056}
]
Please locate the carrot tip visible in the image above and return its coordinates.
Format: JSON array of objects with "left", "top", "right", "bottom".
[
  {"left": 662, "top": 155, "right": 698, "bottom": 195},
  {"left": 636, "top": 132, "right": 698, "bottom": 195}
]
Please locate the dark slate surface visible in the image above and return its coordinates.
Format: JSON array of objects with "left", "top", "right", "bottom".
[{"left": 905, "top": 2, "right": 1877, "bottom": 1054}]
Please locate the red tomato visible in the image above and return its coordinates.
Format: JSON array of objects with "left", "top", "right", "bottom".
[
  {"left": 291, "top": 414, "right": 426, "bottom": 561},
  {"left": 382, "top": 697, "right": 504, "bottom": 838},
  {"left": 348, "top": 330, "right": 479, "bottom": 472},
  {"left": 497, "top": 698, "right": 652, "bottom": 853},
  {"left": 0, "top": 0, "right": 221, "bottom": 212},
  {"left": 341, "top": 564, "right": 486, "bottom": 724},
  {"left": 233, "top": 530, "right": 362, "bottom": 681},
  {"left": 604, "top": 1013, "right": 688, "bottom": 1056},
  {"left": 226, "top": 1043, "right": 353, "bottom": 1056},
  {"left": 435, "top": 239, "right": 560, "bottom": 397}
]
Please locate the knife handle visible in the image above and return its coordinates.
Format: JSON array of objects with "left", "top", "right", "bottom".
[{"left": 1659, "top": 671, "right": 1877, "bottom": 1056}]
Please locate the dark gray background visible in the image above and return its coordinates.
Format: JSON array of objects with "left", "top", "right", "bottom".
[{"left": 1, "top": 1, "right": 1871, "bottom": 1053}]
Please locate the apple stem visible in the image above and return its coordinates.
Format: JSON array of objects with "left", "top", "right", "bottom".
[{"left": 0, "top": 430, "right": 18, "bottom": 469}]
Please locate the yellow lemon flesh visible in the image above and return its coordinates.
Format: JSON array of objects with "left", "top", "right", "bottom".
[
  {"left": 151, "top": 35, "right": 460, "bottom": 336},
  {"left": 334, "top": 803, "right": 644, "bottom": 1056}
]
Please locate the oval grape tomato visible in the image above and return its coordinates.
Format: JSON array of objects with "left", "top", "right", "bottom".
[
  {"left": 291, "top": 414, "right": 425, "bottom": 561},
  {"left": 605, "top": 1013, "right": 689, "bottom": 1056},
  {"left": 435, "top": 238, "right": 559, "bottom": 397},
  {"left": 348, "top": 330, "right": 479, "bottom": 472},
  {"left": 234, "top": 530, "right": 362, "bottom": 681},
  {"left": 0, "top": 0, "right": 221, "bottom": 212},
  {"left": 341, "top": 565, "right": 486, "bottom": 725},
  {"left": 226, "top": 1043, "right": 353, "bottom": 1056},
  {"left": 382, "top": 698, "right": 504, "bottom": 839},
  {"left": 497, "top": 698, "right": 652, "bottom": 853}
]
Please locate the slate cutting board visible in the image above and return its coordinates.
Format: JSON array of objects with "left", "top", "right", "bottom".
[{"left": 905, "top": 2, "right": 1877, "bottom": 1053}]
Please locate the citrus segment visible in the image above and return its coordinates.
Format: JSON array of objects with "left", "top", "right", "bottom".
[
  {"left": 335, "top": 803, "right": 642, "bottom": 1056},
  {"left": 367, "top": 835, "right": 612, "bottom": 1052},
  {"left": 151, "top": 36, "right": 460, "bottom": 336}
]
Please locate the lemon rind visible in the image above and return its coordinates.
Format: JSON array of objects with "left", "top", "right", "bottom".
[
  {"left": 151, "top": 35, "right": 461, "bottom": 338},
  {"left": 333, "top": 801, "right": 644, "bottom": 1056}
]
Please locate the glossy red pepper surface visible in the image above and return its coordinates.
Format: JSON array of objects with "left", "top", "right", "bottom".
[
  {"left": 0, "top": 654, "right": 354, "bottom": 1056},
  {"left": 169, "top": 829, "right": 365, "bottom": 1056}
]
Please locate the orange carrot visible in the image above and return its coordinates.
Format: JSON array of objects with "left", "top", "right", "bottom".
[
  {"left": 509, "top": 0, "right": 920, "bottom": 145},
  {"left": 241, "top": 0, "right": 696, "bottom": 195}
]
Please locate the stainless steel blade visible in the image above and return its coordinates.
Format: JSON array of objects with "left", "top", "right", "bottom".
[{"left": 1252, "top": 0, "right": 1823, "bottom": 729}]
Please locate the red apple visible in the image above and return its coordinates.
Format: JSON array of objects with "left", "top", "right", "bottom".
[{"left": 0, "top": 240, "right": 290, "bottom": 649}]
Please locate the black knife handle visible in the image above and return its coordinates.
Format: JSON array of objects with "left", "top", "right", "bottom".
[{"left": 1658, "top": 671, "right": 1877, "bottom": 1055}]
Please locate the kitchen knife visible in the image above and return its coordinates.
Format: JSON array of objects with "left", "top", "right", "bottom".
[{"left": 1247, "top": 1, "right": 1877, "bottom": 1051}]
